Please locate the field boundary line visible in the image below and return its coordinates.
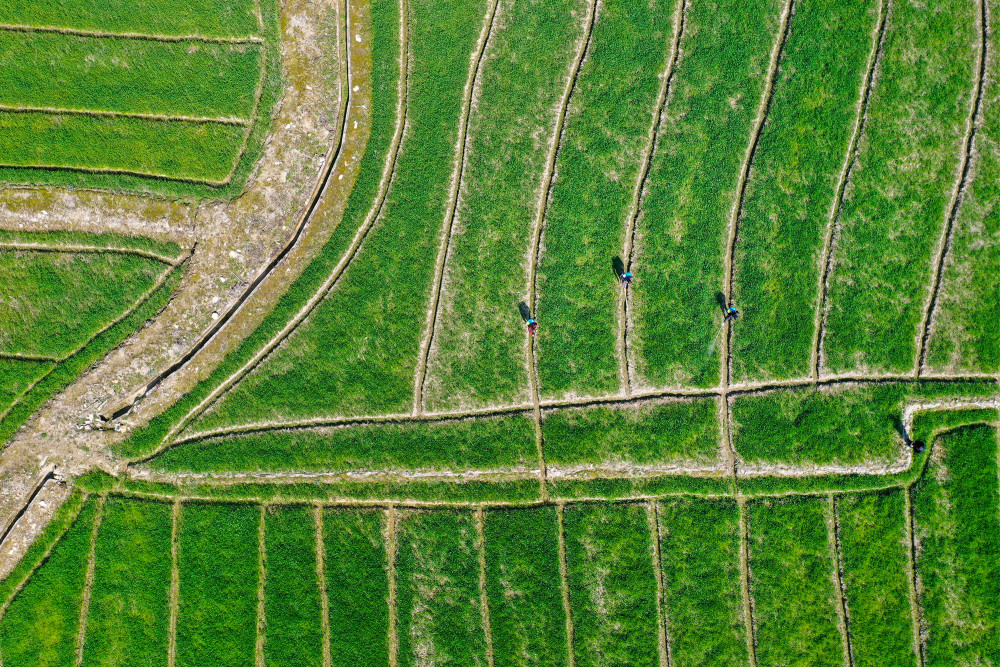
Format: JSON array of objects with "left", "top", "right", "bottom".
[
  {"left": 73, "top": 494, "right": 105, "bottom": 667},
  {"left": 903, "top": 488, "right": 925, "bottom": 667},
  {"left": 648, "top": 502, "right": 672, "bottom": 667},
  {"left": 475, "top": 507, "right": 496, "bottom": 667},
  {"left": 412, "top": 0, "right": 501, "bottom": 416},
  {"left": 0, "top": 104, "right": 252, "bottom": 127},
  {"left": 220, "top": 13, "right": 270, "bottom": 188},
  {"left": 618, "top": 0, "right": 688, "bottom": 396},
  {"left": 386, "top": 505, "right": 400, "bottom": 667},
  {"left": 255, "top": 504, "right": 267, "bottom": 667},
  {"left": 915, "top": 0, "right": 989, "bottom": 375},
  {"left": 167, "top": 499, "right": 181, "bottom": 667},
  {"left": 252, "top": 0, "right": 264, "bottom": 34},
  {"left": 314, "top": 505, "right": 332, "bottom": 667},
  {"left": 0, "top": 23, "right": 264, "bottom": 44},
  {"left": 814, "top": 0, "right": 891, "bottom": 377},
  {"left": 0, "top": 352, "right": 59, "bottom": 362},
  {"left": 0, "top": 242, "right": 182, "bottom": 266},
  {"left": 556, "top": 502, "right": 576, "bottom": 667},
  {"left": 0, "top": 162, "right": 233, "bottom": 187},
  {"left": 827, "top": 495, "right": 854, "bottom": 667},
  {"left": 526, "top": 0, "right": 599, "bottom": 502},
  {"left": 737, "top": 497, "right": 758, "bottom": 667}
]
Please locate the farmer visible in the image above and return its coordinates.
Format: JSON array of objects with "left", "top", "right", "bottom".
[
  {"left": 621, "top": 271, "right": 633, "bottom": 287},
  {"left": 724, "top": 305, "right": 740, "bottom": 323},
  {"left": 527, "top": 317, "right": 538, "bottom": 335},
  {"left": 911, "top": 440, "right": 926, "bottom": 454}
]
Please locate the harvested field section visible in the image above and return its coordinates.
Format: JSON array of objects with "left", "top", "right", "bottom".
[
  {"left": 482, "top": 506, "right": 567, "bottom": 666},
  {"left": 837, "top": 490, "right": 916, "bottom": 666},
  {"left": 730, "top": 380, "right": 998, "bottom": 467},
  {"left": 323, "top": 508, "right": 389, "bottom": 667},
  {"left": 535, "top": 0, "right": 676, "bottom": 397},
  {"left": 396, "top": 511, "right": 488, "bottom": 667},
  {"left": 730, "top": 0, "right": 877, "bottom": 382},
  {"left": 152, "top": 413, "right": 537, "bottom": 473},
  {"left": 628, "top": 0, "right": 782, "bottom": 388},
  {"left": 0, "top": 0, "right": 261, "bottom": 38},
  {"left": 422, "top": 0, "right": 585, "bottom": 412},
  {"left": 821, "top": 0, "right": 978, "bottom": 374},
  {"left": 912, "top": 425, "right": 1000, "bottom": 663},
  {"left": 563, "top": 502, "right": 660, "bottom": 666},
  {"left": 0, "top": 33, "right": 262, "bottom": 118},
  {"left": 192, "top": 0, "right": 488, "bottom": 423},
  {"left": 0, "top": 497, "right": 97, "bottom": 667},
  {"left": 747, "top": 497, "right": 843, "bottom": 666},
  {"left": 0, "top": 358, "right": 54, "bottom": 413},
  {"left": 657, "top": 499, "right": 748, "bottom": 665},
  {"left": 541, "top": 397, "right": 721, "bottom": 470},
  {"left": 81, "top": 497, "right": 172, "bottom": 667},
  {"left": 175, "top": 503, "right": 259, "bottom": 667},
  {"left": 264, "top": 505, "right": 324, "bottom": 667}
]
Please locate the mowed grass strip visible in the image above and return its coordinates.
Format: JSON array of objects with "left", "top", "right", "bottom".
[
  {"left": 263, "top": 505, "right": 324, "bottom": 667},
  {"left": 629, "top": 0, "right": 783, "bottom": 389},
  {"left": 188, "top": 0, "right": 488, "bottom": 423},
  {"left": 323, "top": 509, "right": 389, "bottom": 667},
  {"left": 535, "top": 0, "right": 676, "bottom": 397},
  {"left": 837, "top": 490, "right": 916, "bottom": 666},
  {"left": 563, "top": 502, "right": 660, "bottom": 666},
  {"left": 0, "top": 0, "right": 261, "bottom": 39},
  {"left": 0, "top": 249, "right": 166, "bottom": 358},
  {"left": 541, "top": 397, "right": 720, "bottom": 469},
  {"left": 156, "top": 413, "right": 537, "bottom": 473},
  {"left": 730, "top": 0, "right": 877, "bottom": 382},
  {"left": 0, "top": 358, "right": 54, "bottom": 414},
  {"left": 396, "top": 511, "right": 488, "bottom": 666},
  {"left": 747, "top": 497, "right": 843, "bottom": 667},
  {"left": 657, "top": 499, "right": 747, "bottom": 665},
  {"left": 483, "top": 507, "right": 567, "bottom": 666},
  {"left": 0, "top": 496, "right": 98, "bottom": 667},
  {"left": 730, "top": 380, "right": 998, "bottom": 467},
  {"left": 0, "top": 112, "right": 246, "bottom": 183},
  {"left": 423, "top": 0, "right": 585, "bottom": 412},
  {"left": 175, "top": 502, "right": 259, "bottom": 667},
  {"left": 821, "top": 0, "right": 978, "bottom": 374},
  {"left": 81, "top": 497, "right": 172, "bottom": 667},
  {"left": 913, "top": 425, "right": 1000, "bottom": 663},
  {"left": 0, "top": 33, "right": 261, "bottom": 119}
]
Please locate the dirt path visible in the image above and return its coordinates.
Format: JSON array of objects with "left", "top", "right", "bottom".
[
  {"left": 167, "top": 500, "right": 181, "bottom": 667},
  {"left": 474, "top": 507, "right": 496, "bottom": 667},
  {"left": 647, "top": 502, "right": 672, "bottom": 667},
  {"left": 73, "top": 495, "right": 104, "bottom": 667},
  {"left": 385, "top": 505, "right": 400, "bottom": 667},
  {"left": 255, "top": 504, "right": 267, "bottom": 667},
  {"left": 737, "top": 497, "right": 759, "bottom": 667},
  {"left": 0, "top": 23, "right": 264, "bottom": 44},
  {"left": 903, "top": 488, "right": 925, "bottom": 667},
  {"left": 556, "top": 502, "right": 577, "bottom": 667},
  {"left": 314, "top": 505, "right": 332, "bottom": 667},
  {"left": 826, "top": 495, "right": 855, "bottom": 667}
]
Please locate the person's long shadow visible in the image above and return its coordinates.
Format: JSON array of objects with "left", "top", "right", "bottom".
[
  {"left": 518, "top": 301, "right": 532, "bottom": 322},
  {"left": 714, "top": 291, "right": 728, "bottom": 313},
  {"left": 611, "top": 256, "right": 625, "bottom": 281}
]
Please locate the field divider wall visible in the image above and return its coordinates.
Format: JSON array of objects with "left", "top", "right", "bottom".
[
  {"left": 827, "top": 494, "right": 855, "bottom": 667},
  {"left": 0, "top": 23, "right": 264, "bottom": 44},
  {"left": 0, "top": 104, "right": 252, "bottom": 127},
  {"left": 474, "top": 507, "right": 495, "bottom": 667},
  {"left": 902, "top": 489, "right": 925, "bottom": 667},
  {"left": 555, "top": 502, "right": 576, "bottom": 667},
  {"left": 167, "top": 499, "right": 181, "bottom": 667},
  {"left": 385, "top": 505, "right": 399, "bottom": 667},
  {"left": 648, "top": 502, "right": 672, "bottom": 667},
  {"left": 737, "top": 497, "right": 759, "bottom": 667},
  {"left": 219, "top": 23, "right": 270, "bottom": 187},
  {"left": 314, "top": 505, "right": 332, "bottom": 667},
  {"left": 254, "top": 504, "right": 267, "bottom": 667},
  {"left": 0, "top": 162, "right": 232, "bottom": 187},
  {"left": 73, "top": 494, "right": 104, "bottom": 667},
  {"left": 0, "top": 242, "right": 182, "bottom": 267}
]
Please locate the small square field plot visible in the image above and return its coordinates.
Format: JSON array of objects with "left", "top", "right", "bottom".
[{"left": 0, "top": 0, "right": 280, "bottom": 198}]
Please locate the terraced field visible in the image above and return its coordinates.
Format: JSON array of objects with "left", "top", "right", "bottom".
[{"left": 1, "top": 0, "right": 998, "bottom": 663}]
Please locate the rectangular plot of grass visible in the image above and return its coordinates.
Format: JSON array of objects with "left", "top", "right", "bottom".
[
  {"left": 323, "top": 508, "right": 389, "bottom": 667},
  {"left": 0, "top": 358, "right": 54, "bottom": 414},
  {"left": 563, "top": 502, "right": 660, "bottom": 667},
  {"left": 0, "top": 0, "right": 261, "bottom": 38},
  {"left": 0, "top": 33, "right": 261, "bottom": 119},
  {"left": 912, "top": 425, "right": 1000, "bottom": 664},
  {"left": 629, "top": 0, "right": 783, "bottom": 389},
  {"left": 81, "top": 497, "right": 171, "bottom": 667},
  {"left": 730, "top": 0, "right": 878, "bottom": 382},
  {"left": 176, "top": 502, "right": 259, "bottom": 667},
  {"left": 747, "top": 497, "right": 843, "bottom": 667},
  {"left": 396, "top": 511, "right": 488, "bottom": 667},
  {"left": 263, "top": 505, "right": 323, "bottom": 667},
  {"left": 730, "top": 380, "right": 998, "bottom": 466},
  {"left": 657, "top": 499, "right": 747, "bottom": 665},
  {"left": 0, "top": 496, "right": 98, "bottom": 667},
  {"left": 483, "top": 507, "right": 566, "bottom": 666},
  {"left": 836, "top": 490, "right": 916, "bottom": 666},
  {"left": 542, "top": 397, "right": 720, "bottom": 469}
]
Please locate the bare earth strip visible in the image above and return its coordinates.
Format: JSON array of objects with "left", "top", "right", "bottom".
[
  {"left": 903, "top": 489, "right": 925, "bottom": 667},
  {"left": 648, "top": 502, "right": 672, "bottom": 667},
  {"left": 0, "top": 23, "right": 264, "bottom": 44},
  {"left": 73, "top": 494, "right": 105, "bottom": 667},
  {"left": 737, "top": 497, "right": 759, "bottom": 667},
  {"left": 314, "top": 505, "right": 332, "bottom": 667},
  {"left": 0, "top": 104, "right": 251, "bottom": 127},
  {"left": 827, "top": 495, "right": 855, "bottom": 667},
  {"left": 556, "top": 502, "right": 576, "bottom": 667},
  {"left": 474, "top": 507, "right": 495, "bottom": 667},
  {"left": 167, "top": 499, "right": 181, "bottom": 667},
  {"left": 255, "top": 504, "right": 267, "bottom": 667},
  {"left": 0, "top": 242, "right": 181, "bottom": 266},
  {"left": 385, "top": 505, "right": 399, "bottom": 667}
]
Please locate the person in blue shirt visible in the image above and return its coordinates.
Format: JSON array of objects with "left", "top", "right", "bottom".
[
  {"left": 621, "top": 271, "right": 632, "bottom": 287},
  {"left": 724, "top": 305, "right": 739, "bottom": 323},
  {"left": 527, "top": 318, "right": 538, "bottom": 335}
]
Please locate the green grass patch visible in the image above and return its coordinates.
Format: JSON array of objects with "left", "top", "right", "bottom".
[
  {"left": 175, "top": 502, "right": 259, "bottom": 667},
  {"left": 536, "top": 0, "right": 676, "bottom": 397},
  {"left": 323, "top": 508, "right": 389, "bottom": 667},
  {"left": 82, "top": 497, "right": 172, "bottom": 667},
  {"left": 629, "top": 0, "right": 783, "bottom": 388},
  {"left": 912, "top": 424, "right": 1000, "bottom": 663},
  {"left": 657, "top": 499, "right": 747, "bottom": 665},
  {"left": 0, "top": 495, "right": 97, "bottom": 667},
  {"left": 910, "top": 406, "right": 998, "bottom": 444},
  {"left": 821, "top": 0, "right": 978, "bottom": 373},
  {"left": 563, "top": 502, "right": 660, "bottom": 666},
  {"left": 747, "top": 497, "right": 843, "bottom": 666},
  {"left": 0, "top": 358, "right": 54, "bottom": 414},
  {"left": 483, "top": 506, "right": 567, "bottom": 666},
  {"left": 0, "top": 0, "right": 261, "bottom": 38},
  {"left": 0, "top": 33, "right": 261, "bottom": 118},
  {"left": 396, "top": 510, "right": 488, "bottom": 666},
  {"left": 263, "top": 505, "right": 323, "bottom": 667},
  {"left": 730, "top": 0, "right": 877, "bottom": 382},
  {"left": 542, "top": 397, "right": 720, "bottom": 468},
  {"left": 836, "top": 490, "right": 916, "bottom": 666},
  {"left": 423, "top": 0, "right": 585, "bottom": 411},
  {"left": 0, "top": 229, "right": 181, "bottom": 259}
]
